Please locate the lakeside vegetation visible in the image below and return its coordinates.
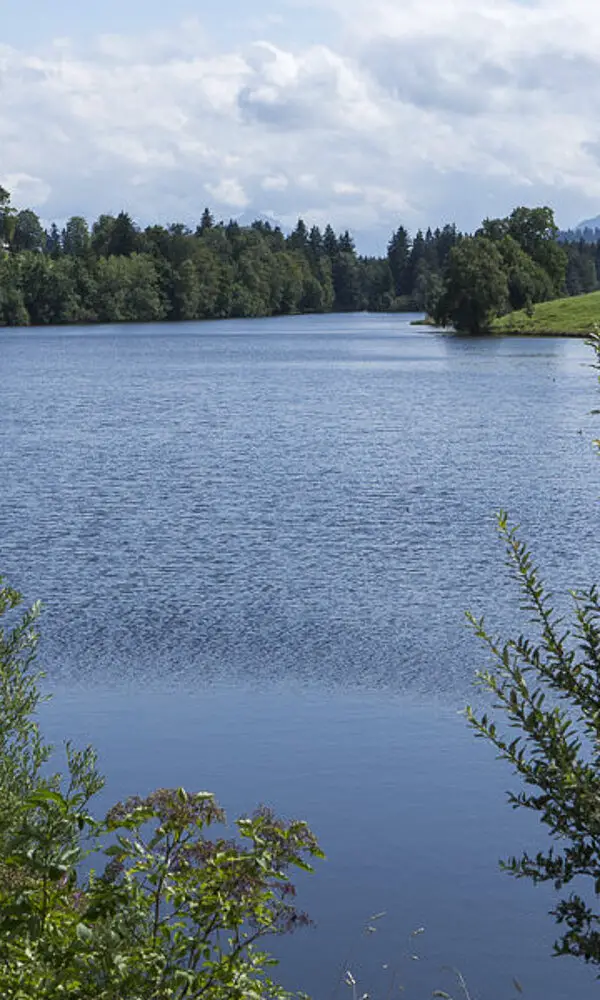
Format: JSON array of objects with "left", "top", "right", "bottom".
[{"left": 1, "top": 184, "right": 600, "bottom": 333}]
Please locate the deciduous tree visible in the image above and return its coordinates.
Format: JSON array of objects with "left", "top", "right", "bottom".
[{"left": 435, "top": 236, "right": 509, "bottom": 334}]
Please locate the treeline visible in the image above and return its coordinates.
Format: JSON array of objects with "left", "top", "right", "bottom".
[
  {"left": 0, "top": 184, "right": 462, "bottom": 326},
  {"left": 1, "top": 183, "right": 599, "bottom": 329},
  {"left": 561, "top": 225, "right": 600, "bottom": 245},
  {"left": 562, "top": 235, "right": 600, "bottom": 295}
]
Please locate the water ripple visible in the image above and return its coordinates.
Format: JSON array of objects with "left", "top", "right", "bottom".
[{"left": 1, "top": 314, "right": 597, "bottom": 698}]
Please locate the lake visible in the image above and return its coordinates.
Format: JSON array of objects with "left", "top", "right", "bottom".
[{"left": 1, "top": 312, "right": 599, "bottom": 998}]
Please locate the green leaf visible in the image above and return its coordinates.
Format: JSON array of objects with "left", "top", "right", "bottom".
[
  {"left": 174, "top": 969, "right": 196, "bottom": 986},
  {"left": 104, "top": 844, "right": 125, "bottom": 858},
  {"left": 113, "top": 954, "right": 128, "bottom": 974},
  {"left": 26, "top": 789, "right": 68, "bottom": 813}
]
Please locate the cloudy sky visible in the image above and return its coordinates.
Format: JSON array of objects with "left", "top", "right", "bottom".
[{"left": 2, "top": 0, "right": 600, "bottom": 252}]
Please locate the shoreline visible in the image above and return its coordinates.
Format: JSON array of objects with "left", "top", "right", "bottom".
[
  {"left": 0, "top": 308, "right": 421, "bottom": 334},
  {"left": 410, "top": 318, "right": 589, "bottom": 338}
]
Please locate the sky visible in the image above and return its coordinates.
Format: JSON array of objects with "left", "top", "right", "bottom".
[{"left": 2, "top": 0, "right": 600, "bottom": 253}]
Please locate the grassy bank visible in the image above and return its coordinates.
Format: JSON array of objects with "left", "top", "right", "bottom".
[{"left": 492, "top": 290, "right": 600, "bottom": 336}]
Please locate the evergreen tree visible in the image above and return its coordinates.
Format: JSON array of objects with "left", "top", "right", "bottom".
[
  {"left": 198, "top": 207, "right": 214, "bottom": 233},
  {"left": 62, "top": 217, "right": 91, "bottom": 258},
  {"left": 407, "top": 229, "right": 426, "bottom": 293},
  {"left": 387, "top": 225, "right": 411, "bottom": 297},
  {"left": 107, "top": 211, "right": 140, "bottom": 257},
  {"left": 338, "top": 230, "right": 355, "bottom": 254},
  {"left": 436, "top": 224, "right": 460, "bottom": 267},
  {"left": 308, "top": 225, "right": 323, "bottom": 260},
  {"left": 45, "top": 223, "right": 62, "bottom": 258},
  {"left": 331, "top": 252, "right": 363, "bottom": 312},
  {"left": 423, "top": 227, "right": 439, "bottom": 271},
  {"left": 91, "top": 215, "right": 117, "bottom": 257},
  {"left": 288, "top": 219, "right": 309, "bottom": 252},
  {"left": 322, "top": 225, "right": 338, "bottom": 259}
]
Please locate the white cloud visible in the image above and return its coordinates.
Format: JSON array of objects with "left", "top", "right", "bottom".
[
  {"left": 3, "top": 172, "right": 51, "bottom": 206},
  {"left": 1, "top": 1, "right": 600, "bottom": 249},
  {"left": 205, "top": 178, "right": 249, "bottom": 209},
  {"left": 333, "top": 182, "right": 361, "bottom": 196},
  {"left": 262, "top": 174, "right": 289, "bottom": 191}
]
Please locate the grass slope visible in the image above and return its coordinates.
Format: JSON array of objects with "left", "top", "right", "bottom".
[{"left": 492, "top": 291, "right": 600, "bottom": 336}]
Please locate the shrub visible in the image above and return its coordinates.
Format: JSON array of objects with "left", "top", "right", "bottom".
[{"left": 0, "top": 579, "right": 322, "bottom": 999}]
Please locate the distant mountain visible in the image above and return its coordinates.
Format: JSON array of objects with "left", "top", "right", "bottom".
[
  {"left": 232, "top": 211, "right": 284, "bottom": 230},
  {"left": 576, "top": 214, "right": 600, "bottom": 231},
  {"left": 559, "top": 215, "right": 600, "bottom": 243}
]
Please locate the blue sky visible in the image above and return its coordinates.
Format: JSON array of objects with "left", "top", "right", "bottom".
[
  {"left": 2, "top": 1, "right": 334, "bottom": 49},
  {"left": 2, "top": 0, "right": 600, "bottom": 252}
]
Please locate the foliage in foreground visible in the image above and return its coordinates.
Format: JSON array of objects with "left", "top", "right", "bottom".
[
  {"left": 468, "top": 513, "right": 600, "bottom": 964},
  {"left": 467, "top": 336, "right": 600, "bottom": 969},
  {"left": 0, "top": 581, "right": 322, "bottom": 998}
]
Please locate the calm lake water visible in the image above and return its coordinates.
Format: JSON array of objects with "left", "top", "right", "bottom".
[{"left": 1, "top": 313, "right": 599, "bottom": 997}]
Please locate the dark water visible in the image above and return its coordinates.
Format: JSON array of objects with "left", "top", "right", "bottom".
[{"left": 1, "top": 313, "right": 599, "bottom": 997}]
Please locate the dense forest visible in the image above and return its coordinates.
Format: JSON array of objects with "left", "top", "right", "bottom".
[{"left": 0, "top": 184, "right": 598, "bottom": 329}]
